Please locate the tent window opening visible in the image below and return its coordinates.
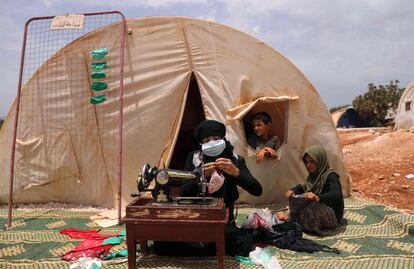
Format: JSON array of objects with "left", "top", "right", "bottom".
[
  {"left": 169, "top": 75, "right": 205, "bottom": 170},
  {"left": 242, "top": 101, "right": 288, "bottom": 158},
  {"left": 405, "top": 101, "right": 411, "bottom": 112}
]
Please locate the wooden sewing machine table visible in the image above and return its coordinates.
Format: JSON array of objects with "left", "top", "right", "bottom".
[{"left": 124, "top": 196, "right": 228, "bottom": 269}]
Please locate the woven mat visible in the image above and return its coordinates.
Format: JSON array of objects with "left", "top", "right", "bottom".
[{"left": 0, "top": 198, "right": 413, "bottom": 269}]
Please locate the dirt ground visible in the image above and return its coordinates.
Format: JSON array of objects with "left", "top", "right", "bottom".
[{"left": 339, "top": 128, "right": 414, "bottom": 214}]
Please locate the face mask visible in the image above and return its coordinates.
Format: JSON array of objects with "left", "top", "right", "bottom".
[{"left": 201, "top": 139, "right": 226, "bottom": 157}]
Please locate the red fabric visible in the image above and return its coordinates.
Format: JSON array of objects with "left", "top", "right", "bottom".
[
  {"left": 59, "top": 228, "right": 111, "bottom": 240},
  {"left": 60, "top": 228, "right": 114, "bottom": 261},
  {"left": 63, "top": 244, "right": 112, "bottom": 261},
  {"left": 73, "top": 239, "right": 105, "bottom": 251}
]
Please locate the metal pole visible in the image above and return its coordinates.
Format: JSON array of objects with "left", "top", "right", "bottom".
[{"left": 115, "top": 11, "right": 126, "bottom": 224}]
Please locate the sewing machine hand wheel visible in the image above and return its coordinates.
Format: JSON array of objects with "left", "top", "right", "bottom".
[{"left": 138, "top": 164, "right": 158, "bottom": 191}]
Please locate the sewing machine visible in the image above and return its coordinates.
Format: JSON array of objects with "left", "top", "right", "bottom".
[
  {"left": 125, "top": 164, "right": 228, "bottom": 269},
  {"left": 134, "top": 164, "right": 216, "bottom": 205}
]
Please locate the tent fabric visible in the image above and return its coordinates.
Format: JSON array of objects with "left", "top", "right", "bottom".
[
  {"left": 395, "top": 81, "right": 414, "bottom": 130},
  {"left": 226, "top": 96, "right": 299, "bottom": 124},
  {"left": 0, "top": 16, "right": 350, "bottom": 208}
]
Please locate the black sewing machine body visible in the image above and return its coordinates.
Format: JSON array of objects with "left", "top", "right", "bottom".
[{"left": 135, "top": 164, "right": 216, "bottom": 205}]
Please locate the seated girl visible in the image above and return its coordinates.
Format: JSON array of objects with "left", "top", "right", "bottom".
[{"left": 277, "top": 145, "right": 344, "bottom": 235}]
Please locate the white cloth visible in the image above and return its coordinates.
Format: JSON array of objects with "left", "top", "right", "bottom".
[
  {"left": 69, "top": 257, "right": 102, "bottom": 269},
  {"left": 208, "top": 170, "right": 225, "bottom": 193}
]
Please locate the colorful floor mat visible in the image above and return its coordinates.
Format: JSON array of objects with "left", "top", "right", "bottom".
[{"left": 0, "top": 198, "right": 413, "bottom": 269}]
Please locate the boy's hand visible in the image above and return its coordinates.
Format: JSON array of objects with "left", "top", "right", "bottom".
[
  {"left": 256, "top": 148, "right": 277, "bottom": 163},
  {"left": 264, "top": 147, "right": 277, "bottom": 159},
  {"left": 256, "top": 149, "right": 267, "bottom": 163}
]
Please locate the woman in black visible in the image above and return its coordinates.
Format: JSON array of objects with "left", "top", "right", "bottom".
[
  {"left": 183, "top": 120, "right": 262, "bottom": 222},
  {"left": 181, "top": 119, "right": 263, "bottom": 256}
]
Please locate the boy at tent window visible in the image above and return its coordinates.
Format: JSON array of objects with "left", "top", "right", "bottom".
[
  {"left": 181, "top": 120, "right": 263, "bottom": 256},
  {"left": 247, "top": 112, "right": 280, "bottom": 163}
]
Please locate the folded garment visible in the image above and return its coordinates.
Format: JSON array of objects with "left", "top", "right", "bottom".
[
  {"left": 91, "top": 62, "right": 108, "bottom": 69},
  {"left": 90, "top": 48, "right": 108, "bottom": 59},
  {"left": 91, "top": 71, "right": 106, "bottom": 79},
  {"left": 102, "top": 236, "right": 123, "bottom": 245},
  {"left": 90, "top": 95, "right": 106, "bottom": 105},
  {"left": 91, "top": 82, "right": 108, "bottom": 91}
]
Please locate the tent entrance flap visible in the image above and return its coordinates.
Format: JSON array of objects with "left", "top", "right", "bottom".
[{"left": 169, "top": 75, "right": 206, "bottom": 170}]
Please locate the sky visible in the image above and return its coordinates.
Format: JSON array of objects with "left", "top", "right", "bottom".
[{"left": 0, "top": 0, "right": 413, "bottom": 117}]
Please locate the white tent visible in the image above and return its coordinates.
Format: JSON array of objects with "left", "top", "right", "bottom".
[
  {"left": 0, "top": 16, "right": 350, "bottom": 208},
  {"left": 395, "top": 81, "right": 414, "bottom": 130}
]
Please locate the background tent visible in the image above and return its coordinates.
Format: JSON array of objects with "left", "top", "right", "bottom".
[
  {"left": 0, "top": 16, "right": 350, "bottom": 208},
  {"left": 395, "top": 81, "right": 414, "bottom": 130},
  {"left": 331, "top": 107, "right": 365, "bottom": 128}
]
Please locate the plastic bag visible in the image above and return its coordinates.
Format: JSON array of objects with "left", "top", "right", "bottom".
[
  {"left": 69, "top": 257, "right": 102, "bottom": 269},
  {"left": 249, "top": 247, "right": 282, "bottom": 269},
  {"left": 241, "top": 208, "right": 278, "bottom": 229}
]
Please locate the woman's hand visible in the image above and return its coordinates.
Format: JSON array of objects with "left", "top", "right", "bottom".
[
  {"left": 285, "top": 190, "right": 295, "bottom": 198},
  {"left": 304, "top": 192, "right": 320, "bottom": 202},
  {"left": 215, "top": 158, "right": 240, "bottom": 177},
  {"left": 202, "top": 162, "right": 216, "bottom": 177}
]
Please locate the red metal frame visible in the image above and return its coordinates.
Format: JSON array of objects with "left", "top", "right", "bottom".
[{"left": 8, "top": 11, "right": 126, "bottom": 227}]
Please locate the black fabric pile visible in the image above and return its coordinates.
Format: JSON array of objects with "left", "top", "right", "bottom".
[{"left": 249, "top": 222, "right": 340, "bottom": 254}]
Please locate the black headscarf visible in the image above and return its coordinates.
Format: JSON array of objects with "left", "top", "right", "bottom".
[
  {"left": 193, "top": 120, "right": 226, "bottom": 143},
  {"left": 193, "top": 120, "right": 235, "bottom": 163}
]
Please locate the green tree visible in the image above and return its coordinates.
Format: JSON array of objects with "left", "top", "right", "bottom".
[{"left": 352, "top": 80, "right": 404, "bottom": 127}]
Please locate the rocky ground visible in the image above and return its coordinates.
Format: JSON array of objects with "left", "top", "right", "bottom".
[{"left": 340, "top": 128, "right": 414, "bottom": 214}]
